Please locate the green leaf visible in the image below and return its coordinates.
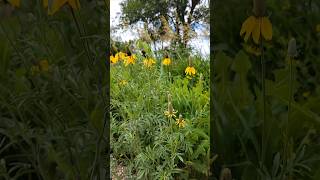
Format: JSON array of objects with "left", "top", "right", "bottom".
[
  {"left": 231, "top": 50, "right": 254, "bottom": 108},
  {"left": 90, "top": 103, "right": 105, "bottom": 134},
  {"left": 214, "top": 52, "right": 232, "bottom": 102}
]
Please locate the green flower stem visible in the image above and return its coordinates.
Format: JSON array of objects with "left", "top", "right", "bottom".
[
  {"left": 260, "top": 39, "right": 266, "bottom": 167},
  {"left": 286, "top": 56, "right": 293, "bottom": 179}
]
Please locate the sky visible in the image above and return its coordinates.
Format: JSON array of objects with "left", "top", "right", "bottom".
[{"left": 110, "top": 0, "right": 210, "bottom": 57}]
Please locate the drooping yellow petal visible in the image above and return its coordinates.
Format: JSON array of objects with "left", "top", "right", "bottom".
[
  {"left": 49, "top": 0, "right": 68, "bottom": 15},
  {"left": 261, "top": 17, "right": 272, "bottom": 40},
  {"left": 191, "top": 67, "right": 196, "bottom": 75},
  {"left": 240, "top": 16, "right": 251, "bottom": 36},
  {"left": 317, "top": 24, "right": 320, "bottom": 32},
  {"left": 240, "top": 16, "right": 256, "bottom": 42},
  {"left": 185, "top": 67, "right": 189, "bottom": 74},
  {"left": 43, "top": 0, "right": 48, "bottom": 8},
  {"left": 252, "top": 17, "right": 261, "bottom": 44},
  {"left": 8, "top": 0, "right": 20, "bottom": 7},
  {"left": 39, "top": 60, "right": 49, "bottom": 72},
  {"left": 67, "top": 0, "right": 81, "bottom": 10},
  {"left": 31, "top": 65, "right": 40, "bottom": 75}
]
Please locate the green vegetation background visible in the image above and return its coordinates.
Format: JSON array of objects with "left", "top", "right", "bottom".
[
  {"left": 110, "top": 0, "right": 211, "bottom": 179},
  {"left": 213, "top": 0, "right": 320, "bottom": 179},
  {"left": 110, "top": 41, "right": 210, "bottom": 179},
  {"left": 0, "top": 0, "right": 109, "bottom": 179}
]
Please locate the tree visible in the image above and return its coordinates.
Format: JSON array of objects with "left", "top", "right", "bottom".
[{"left": 120, "top": 0, "right": 209, "bottom": 47}]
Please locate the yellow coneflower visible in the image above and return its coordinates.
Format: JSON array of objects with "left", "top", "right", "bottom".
[
  {"left": 31, "top": 65, "right": 40, "bottom": 75},
  {"left": 185, "top": 66, "right": 196, "bottom": 76},
  {"left": 43, "top": 0, "right": 48, "bottom": 8},
  {"left": 110, "top": 54, "right": 119, "bottom": 64},
  {"left": 162, "top": 56, "right": 171, "bottom": 66},
  {"left": 164, "top": 102, "right": 177, "bottom": 118},
  {"left": 316, "top": 24, "right": 320, "bottom": 32},
  {"left": 240, "top": 16, "right": 272, "bottom": 44},
  {"left": 303, "top": 91, "right": 310, "bottom": 98},
  {"left": 118, "top": 52, "right": 127, "bottom": 60},
  {"left": 240, "top": 0, "right": 272, "bottom": 44},
  {"left": 176, "top": 114, "right": 186, "bottom": 128},
  {"left": 119, "top": 80, "right": 128, "bottom": 86},
  {"left": 185, "top": 58, "right": 196, "bottom": 77},
  {"left": 43, "top": 0, "right": 81, "bottom": 15},
  {"left": 124, "top": 54, "right": 136, "bottom": 66},
  {"left": 7, "top": 0, "right": 20, "bottom": 7},
  {"left": 39, "top": 60, "right": 49, "bottom": 72},
  {"left": 143, "top": 58, "right": 156, "bottom": 68}
]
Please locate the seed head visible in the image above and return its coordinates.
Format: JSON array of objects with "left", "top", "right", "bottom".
[
  {"left": 288, "top": 38, "right": 298, "bottom": 58},
  {"left": 168, "top": 102, "right": 174, "bottom": 113},
  {"left": 253, "top": 0, "right": 266, "bottom": 17},
  {"left": 188, "top": 57, "right": 193, "bottom": 66},
  {"left": 219, "top": 168, "right": 232, "bottom": 180},
  {"left": 167, "top": 93, "right": 172, "bottom": 103}
]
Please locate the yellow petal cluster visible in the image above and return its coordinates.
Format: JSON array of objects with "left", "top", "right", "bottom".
[
  {"left": 176, "top": 114, "right": 186, "bottom": 128},
  {"left": 119, "top": 80, "right": 128, "bottom": 86},
  {"left": 118, "top": 52, "right": 127, "bottom": 60},
  {"left": 7, "top": 0, "right": 20, "bottom": 7},
  {"left": 164, "top": 102, "right": 177, "bottom": 118},
  {"left": 316, "top": 24, "right": 320, "bottom": 32},
  {"left": 110, "top": 54, "right": 119, "bottom": 64},
  {"left": 162, "top": 58, "right": 171, "bottom": 66},
  {"left": 31, "top": 66, "right": 40, "bottom": 75},
  {"left": 124, "top": 55, "right": 136, "bottom": 66},
  {"left": 31, "top": 60, "right": 50, "bottom": 75},
  {"left": 240, "top": 16, "right": 272, "bottom": 44},
  {"left": 185, "top": 66, "right": 196, "bottom": 76},
  {"left": 39, "top": 60, "right": 49, "bottom": 72},
  {"left": 143, "top": 58, "right": 156, "bottom": 68}
]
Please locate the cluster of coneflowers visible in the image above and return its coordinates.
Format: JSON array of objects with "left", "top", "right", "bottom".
[
  {"left": 110, "top": 49, "right": 196, "bottom": 128},
  {"left": 110, "top": 50, "right": 197, "bottom": 78},
  {"left": 110, "top": 51, "right": 137, "bottom": 67},
  {"left": 164, "top": 93, "right": 186, "bottom": 128}
]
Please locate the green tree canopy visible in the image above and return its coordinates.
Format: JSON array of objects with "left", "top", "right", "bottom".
[{"left": 120, "top": 0, "right": 209, "bottom": 47}]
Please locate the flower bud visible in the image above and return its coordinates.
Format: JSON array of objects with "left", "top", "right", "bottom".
[
  {"left": 253, "top": 0, "right": 266, "bottom": 17},
  {"left": 287, "top": 38, "right": 297, "bottom": 58},
  {"left": 167, "top": 93, "right": 172, "bottom": 103},
  {"left": 188, "top": 57, "right": 193, "bottom": 66},
  {"left": 219, "top": 168, "right": 232, "bottom": 180},
  {"left": 200, "top": 73, "right": 203, "bottom": 81},
  {"left": 168, "top": 102, "right": 173, "bottom": 113}
]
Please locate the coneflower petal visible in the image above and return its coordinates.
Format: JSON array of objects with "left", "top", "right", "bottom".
[
  {"left": 261, "top": 17, "right": 272, "bottom": 40},
  {"left": 252, "top": 17, "right": 261, "bottom": 44},
  {"left": 243, "top": 16, "right": 256, "bottom": 42}
]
